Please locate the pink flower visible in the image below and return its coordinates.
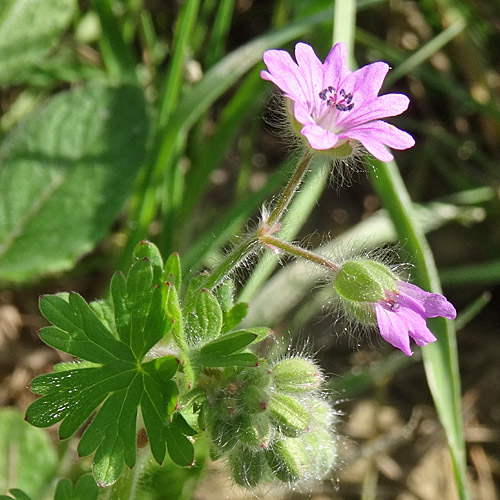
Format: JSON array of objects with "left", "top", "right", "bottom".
[
  {"left": 373, "top": 282, "right": 457, "bottom": 356},
  {"left": 261, "top": 42, "right": 415, "bottom": 161}
]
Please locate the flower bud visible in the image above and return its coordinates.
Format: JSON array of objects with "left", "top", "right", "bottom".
[
  {"left": 333, "top": 259, "right": 398, "bottom": 324},
  {"left": 229, "top": 445, "right": 268, "bottom": 487},
  {"left": 272, "top": 357, "right": 323, "bottom": 393},
  {"left": 299, "top": 400, "right": 337, "bottom": 479},
  {"left": 237, "top": 413, "right": 271, "bottom": 448},
  {"left": 269, "top": 393, "right": 310, "bottom": 436},
  {"left": 265, "top": 436, "right": 311, "bottom": 483},
  {"left": 241, "top": 384, "right": 269, "bottom": 413},
  {"left": 334, "top": 259, "right": 397, "bottom": 303}
]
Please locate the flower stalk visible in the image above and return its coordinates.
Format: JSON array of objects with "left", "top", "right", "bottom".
[
  {"left": 197, "top": 152, "right": 314, "bottom": 294},
  {"left": 258, "top": 233, "right": 339, "bottom": 272},
  {"left": 266, "top": 151, "right": 313, "bottom": 227}
]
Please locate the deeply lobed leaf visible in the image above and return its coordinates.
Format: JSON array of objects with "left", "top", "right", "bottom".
[{"left": 26, "top": 257, "right": 180, "bottom": 486}]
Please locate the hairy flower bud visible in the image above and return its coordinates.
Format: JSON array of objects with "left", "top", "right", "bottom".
[
  {"left": 333, "top": 258, "right": 457, "bottom": 356},
  {"left": 334, "top": 259, "right": 397, "bottom": 303},
  {"left": 203, "top": 355, "right": 338, "bottom": 488},
  {"left": 269, "top": 393, "right": 310, "bottom": 436},
  {"left": 265, "top": 436, "right": 311, "bottom": 483},
  {"left": 272, "top": 357, "right": 323, "bottom": 393},
  {"left": 229, "top": 444, "right": 268, "bottom": 487}
]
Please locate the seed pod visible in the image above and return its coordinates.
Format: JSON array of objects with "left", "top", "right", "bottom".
[
  {"left": 272, "top": 357, "right": 323, "bottom": 393},
  {"left": 269, "top": 393, "right": 310, "bottom": 436},
  {"left": 229, "top": 445, "right": 268, "bottom": 487},
  {"left": 265, "top": 436, "right": 311, "bottom": 483}
]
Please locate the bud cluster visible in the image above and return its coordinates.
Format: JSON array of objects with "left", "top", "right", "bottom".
[{"left": 201, "top": 357, "right": 337, "bottom": 487}]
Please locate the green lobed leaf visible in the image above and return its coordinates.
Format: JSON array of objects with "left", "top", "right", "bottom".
[
  {"left": 54, "top": 474, "right": 98, "bottom": 500},
  {"left": 221, "top": 302, "right": 249, "bottom": 333},
  {"left": 165, "top": 424, "right": 195, "bottom": 468},
  {"left": 0, "top": 408, "right": 57, "bottom": 498},
  {"left": 26, "top": 257, "right": 181, "bottom": 486},
  {"left": 0, "top": 84, "right": 149, "bottom": 282},
  {"left": 133, "top": 240, "right": 164, "bottom": 284},
  {"left": 200, "top": 330, "right": 257, "bottom": 356},
  {"left": 39, "top": 293, "right": 132, "bottom": 363},
  {"left": 0, "top": 490, "right": 32, "bottom": 500},
  {"left": 0, "top": 0, "right": 77, "bottom": 85},
  {"left": 186, "top": 289, "right": 223, "bottom": 344},
  {"left": 164, "top": 252, "right": 182, "bottom": 290}
]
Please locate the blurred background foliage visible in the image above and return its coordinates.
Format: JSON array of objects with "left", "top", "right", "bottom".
[{"left": 0, "top": 0, "right": 499, "bottom": 499}]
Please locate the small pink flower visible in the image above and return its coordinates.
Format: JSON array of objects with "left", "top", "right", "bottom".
[
  {"left": 374, "top": 282, "right": 456, "bottom": 356},
  {"left": 261, "top": 42, "right": 415, "bottom": 161}
]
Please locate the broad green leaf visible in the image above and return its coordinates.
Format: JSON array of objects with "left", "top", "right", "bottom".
[
  {"left": 54, "top": 474, "right": 98, "bottom": 500},
  {"left": 171, "top": 413, "right": 197, "bottom": 437},
  {"left": 26, "top": 258, "right": 180, "bottom": 486},
  {"left": 0, "top": 408, "right": 57, "bottom": 498},
  {"left": 0, "top": 84, "right": 149, "bottom": 282},
  {"left": 0, "top": 0, "right": 76, "bottom": 85},
  {"left": 186, "top": 289, "right": 223, "bottom": 344},
  {"left": 200, "top": 330, "right": 257, "bottom": 356}
]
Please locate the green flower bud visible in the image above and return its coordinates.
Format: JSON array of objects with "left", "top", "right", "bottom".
[
  {"left": 237, "top": 413, "right": 271, "bottom": 448},
  {"left": 210, "top": 418, "right": 239, "bottom": 452},
  {"left": 334, "top": 259, "right": 397, "bottom": 303},
  {"left": 299, "top": 427, "right": 336, "bottom": 479},
  {"left": 269, "top": 393, "right": 310, "bottom": 436},
  {"left": 265, "top": 436, "right": 311, "bottom": 483},
  {"left": 272, "top": 357, "right": 323, "bottom": 393},
  {"left": 229, "top": 445, "right": 268, "bottom": 487},
  {"left": 241, "top": 384, "right": 270, "bottom": 413},
  {"left": 300, "top": 399, "right": 337, "bottom": 479}
]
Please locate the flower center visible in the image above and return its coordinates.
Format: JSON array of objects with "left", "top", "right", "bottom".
[{"left": 319, "top": 86, "right": 354, "bottom": 112}]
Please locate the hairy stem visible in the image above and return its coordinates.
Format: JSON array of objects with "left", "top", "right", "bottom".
[
  {"left": 266, "top": 151, "right": 313, "bottom": 227},
  {"left": 259, "top": 234, "right": 340, "bottom": 272}
]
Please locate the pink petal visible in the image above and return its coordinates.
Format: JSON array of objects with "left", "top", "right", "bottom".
[
  {"left": 293, "top": 100, "right": 316, "bottom": 126},
  {"left": 396, "top": 300, "right": 438, "bottom": 346},
  {"left": 337, "top": 93, "right": 410, "bottom": 130},
  {"left": 323, "top": 42, "right": 351, "bottom": 89},
  {"left": 301, "top": 123, "right": 339, "bottom": 150},
  {"left": 374, "top": 303, "right": 413, "bottom": 356},
  {"left": 261, "top": 49, "right": 311, "bottom": 105},
  {"left": 398, "top": 282, "right": 457, "bottom": 319},
  {"left": 340, "top": 61, "right": 390, "bottom": 105},
  {"left": 340, "top": 120, "right": 415, "bottom": 161},
  {"left": 294, "top": 43, "right": 325, "bottom": 110}
]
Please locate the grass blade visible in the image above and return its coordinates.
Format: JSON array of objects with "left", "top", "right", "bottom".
[{"left": 368, "top": 160, "right": 469, "bottom": 500}]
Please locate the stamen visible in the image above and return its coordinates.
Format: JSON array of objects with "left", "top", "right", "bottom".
[{"left": 318, "top": 86, "right": 355, "bottom": 112}]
